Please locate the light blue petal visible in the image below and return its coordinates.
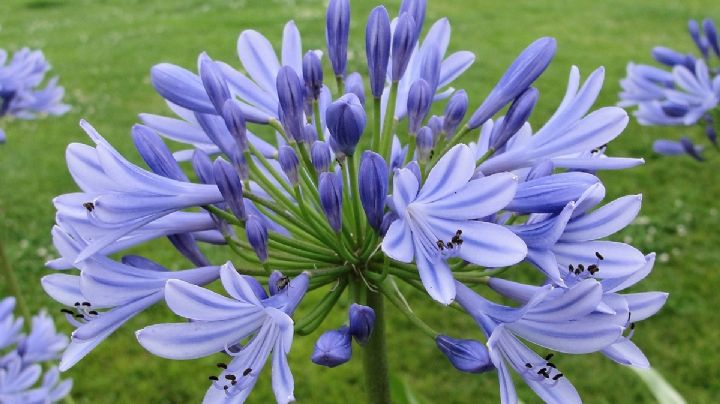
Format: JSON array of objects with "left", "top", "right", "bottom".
[
  {"left": 237, "top": 30, "right": 281, "bottom": 93},
  {"left": 553, "top": 241, "right": 646, "bottom": 278},
  {"left": 281, "top": 21, "right": 303, "bottom": 76},
  {"left": 415, "top": 241, "right": 456, "bottom": 305},
  {"left": 625, "top": 292, "right": 669, "bottom": 322},
  {"left": 421, "top": 173, "right": 517, "bottom": 220},
  {"left": 601, "top": 337, "right": 650, "bottom": 368},
  {"left": 417, "top": 144, "right": 475, "bottom": 201},
  {"left": 381, "top": 219, "right": 414, "bottom": 263},
  {"left": 561, "top": 195, "right": 642, "bottom": 242},
  {"left": 164, "top": 279, "right": 262, "bottom": 321},
  {"left": 391, "top": 168, "right": 419, "bottom": 215},
  {"left": 507, "top": 317, "right": 622, "bottom": 354}
]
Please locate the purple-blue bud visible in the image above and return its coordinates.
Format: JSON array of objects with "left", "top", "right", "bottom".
[
  {"left": 688, "top": 20, "right": 709, "bottom": 57},
  {"left": 435, "top": 335, "right": 493, "bottom": 373},
  {"left": 269, "top": 270, "right": 287, "bottom": 296},
  {"left": 399, "top": 0, "right": 427, "bottom": 42},
  {"left": 379, "top": 211, "right": 397, "bottom": 237},
  {"left": 276, "top": 66, "right": 306, "bottom": 143},
  {"left": 328, "top": 134, "right": 345, "bottom": 161},
  {"left": 213, "top": 158, "right": 247, "bottom": 221},
  {"left": 191, "top": 150, "right": 215, "bottom": 184},
  {"left": 391, "top": 13, "right": 417, "bottom": 82},
  {"left": 427, "top": 115, "right": 443, "bottom": 136},
  {"left": 420, "top": 45, "right": 442, "bottom": 94},
  {"left": 680, "top": 136, "right": 704, "bottom": 161},
  {"left": 303, "top": 51, "right": 324, "bottom": 100},
  {"left": 319, "top": 171, "right": 344, "bottom": 232},
  {"left": 326, "top": 93, "right": 366, "bottom": 156},
  {"left": 358, "top": 151, "right": 388, "bottom": 231},
  {"left": 198, "top": 56, "right": 231, "bottom": 114},
  {"left": 407, "top": 79, "right": 432, "bottom": 134},
  {"left": 311, "top": 141, "right": 333, "bottom": 173},
  {"left": 490, "top": 87, "right": 538, "bottom": 150},
  {"left": 348, "top": 303, "right": 375, "bottom": 345},
  {"left": 221, "top": 99, "right": 248, "bottom": 152},
  {"left": 303, "top": 124, "right": 319, "bottom": 144},
  {"left": 150, "top": 63, "right": 214, "bottom": 114},
  {"left": 661, "top": 102, "right": 689, "bottom": 118},
  {"left": 345, "top": 72, "right": 366, "bottom": 106},
  {"left": 278, "top": 145, "right": 300, "bottom": 185},
  {"left": 311, "top": 326, "right": 352, "bottom": 368},
  {"left": 195, "top": 112, "right": 241, "bottom": 161},
  {"left": 443, "top": 90, "right": 468, "bottom": 136},
  {"left": 326, "top": 0, "right": 350, "bottom": 77},
  {"left": 366, "top": 6, "right": 391, "bottom": 98},
  {"left": 167, "top": 233, "right": 211, "bottom": 267},
  {"left": 132, "top": 124, "right": 188, "bottom": 181},
  {"left": 703, "top": 18, "right": 720, "bottom": 57},
  {"left": 416, "top": 126, "right": 434, "bottom": 162},
  {"left": 467, "top": 37, "right": 556, "bottom": 129},
  {"left": 651, "top": 47, "right": 695, "bottom": 70},
  {"left": 245, "top": 214, "right": 269, "bottom": 262}
]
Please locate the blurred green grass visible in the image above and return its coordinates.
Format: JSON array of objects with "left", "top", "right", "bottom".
[{"left": 1, "top": 0, "right": 719, "bottom": 402}]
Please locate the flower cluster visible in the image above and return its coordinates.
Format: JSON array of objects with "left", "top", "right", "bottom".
[
  {"left": 0, "top": 297, "right": 72, "bottom": 403},
  {"left": 44, "top": 0, "right": 666, "bottom": 403},
  {"left": 0, "top": 47, "right": 69, "bottom": 142},
  {"left": 619, "top": 18, "right": 720, "bottom": 160}
]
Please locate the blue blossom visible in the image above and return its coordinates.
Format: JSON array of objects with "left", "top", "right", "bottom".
[
  {"left": 136, "top": 263, "right": 309, "bottom": 403},
  {"left": 311, "top": 326, "right": 352, "bottom": 367},
  {"left": 381, "top": 145, "right": 527, "bottom": 304},
  {"left": 348, "top": 304, "right": 375, "bottom": 345},
  {"left": 653, "top": 137, "right": 705, "bottom": 160}
]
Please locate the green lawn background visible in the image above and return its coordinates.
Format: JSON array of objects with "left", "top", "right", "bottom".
[{"left": 1, "top": 0, "right": 719, "bottom": 402}]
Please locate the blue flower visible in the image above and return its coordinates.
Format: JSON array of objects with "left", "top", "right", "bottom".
[
  {"left": 381, "top": 145, "right": 527, "bottom": 304},
  {"left": 136, "top": 263, "right": 309, "bottom": 404},
  {"left": 0, "top": 298, "right": 22, "bottom": 350},
  {"left": 311, "top": 326, "right": 352, "bottom": 367},
  {"left": 653, "top": 137, "right": 705, "bottom": 160}
]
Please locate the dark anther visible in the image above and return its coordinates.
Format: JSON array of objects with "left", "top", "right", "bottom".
[
  {"left": 209, "top": 376, "right": 219, "bottom": 381},
  {"left": 446, "top": 242, "right": 454, "bottom": 249},
  {"left": 88, "top": 310, "right": 99, "bottom": 315},
  {"left": 546, "top": 362, "right": 556, "bottom": 368},
  {"left": 223, "top": 385, "right": 229, "bottom": 391},
  {"left": 577, "top": 264, "right": 585, "bottom": 271},
  {"left": 568, "top": 264, "right": 574, "bottom": 272},
  {"left": 60, "top": 309, "right": 74, "bottom": 315},
  {"left": 630, "top": 323, "right": 636, "bottom": 330},
  {"left": 83, "top": 202, "right": 95, "bottom": 212},
  {"left": 74, "top": 302, "right": 81, "bottom": 307},
  {"left": 552, "top": 373, "right": 564, "bottom": 381},
  {"left": 595, "top": 251, "right": 604, "bottom": 260},
  {"left": 74, "top": 314, "right": 85, "bottom": 319},
  {"left": 544, "top": 353, "right": 554, "bottom": 360},
  {"left": 588, "top": 264, "right": 599, "bottom": 275},
  {"left": 627, "top": 312, "right": 632, "bottom": 322},
  {"left": 537, "top": 368, "right": 548, "bottom": 375},
  {"left": 243, "top": 368, "right": 252, "bottom": 376},
  {"left": 231, "top": 380, "right": 237, "bottom": 385},
  {"left": 217, "top": 363, "right": 228, "bottom": 369},
  {"left": 525, "top": 363, "right": 533, "bottom": 368},
  {"left": 456, "top": 229, "right": 463, "bottom": 236},
  {"left": 436, "top": 240, "right": 445, "bottom": 250},
  {"left": 225, "top": 374, "right": 236, "bottom": 381},
  {"left": 82, "top": 302, "right": 91, "bottom": 306}
]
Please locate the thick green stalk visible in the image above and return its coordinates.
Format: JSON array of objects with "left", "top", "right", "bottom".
[
  {"left": 346, "top": 154, "right": 365, "bottom": 245},
  {"left": 362, "top": 289, "right": 392, "bottom": 404},
  {"left": 0, "top": 238, "right": 30, "bottom": 321},
  {"left": 380, "top": 82, "right": 399, "bottom": 159}
]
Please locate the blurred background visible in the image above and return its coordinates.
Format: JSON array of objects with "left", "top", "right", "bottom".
[{"left": 0, "top": 0, "right": 718, "bottom": 402}]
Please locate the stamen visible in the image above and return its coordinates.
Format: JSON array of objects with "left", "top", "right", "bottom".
[
  {"left": 217, "top": 363, "right": 227, "bottom": 369},
  {"left": 525, "top": 363, "right": 532, "bottom": 368},
  {"left": 225, "top": 374, "right": 236, "bottom": 381},
  {"left": 60, "top": 309, "right": 74, "bottom": 315},
  {"left": 595, "top": 251, "right": 604, "bottom": 260},
  {"left": 552, "top": 373, "right": 564, "bottom": 381},
  {"left": 242, "top": 368, "right": 252, "bottom": 376},
  {"left": 83, "top": 202, "right": 95, "bottom": 212},
  {"left": 209, "top": 376, "right": 219, "bottom": 381},
  {"left": 544, "top": 353, "right": 554, "bottom": 360}
]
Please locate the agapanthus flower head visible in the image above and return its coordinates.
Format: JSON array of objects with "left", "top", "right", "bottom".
[
  {"left": 0, "top": 47, "right": 69, "bottom": 141},
  {"left": 44, "top": 1, "right": 665, "bottom": 403}
]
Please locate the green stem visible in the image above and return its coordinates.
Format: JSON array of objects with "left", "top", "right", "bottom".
[
  {"left": 362, "top": 289, "right": 392, "bottom": 404},
  {"left": 347, "top": 154, "right": 364, "bottom": 244},
  {"left": 380, "top": 82, "right": 399, "bottom": 159},
  {"left": 0, "top": 238, "right": 31, "bottom": 321}
]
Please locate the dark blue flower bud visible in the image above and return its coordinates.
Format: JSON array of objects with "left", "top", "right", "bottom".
[
  {"left": 490, "top": 87, "right": 538, "bottom": 151},
  {"left": 420, "top": 45, "right": 442, "bottom": 94},
  {"left": 407, "top": 79, "right": 432, "bottom": 134},
  {"left": 326, "top": 93, "right": 366, "bottom": 156},
  {"left": 660, "top": 102, "right": 689, "bottom": 118},
  {"left": 443, "top": 90, "right": 468, "bottom": 136},
  {"left": 706, "top": 120, "right": 718, "bottom": 148},
  {"left": 348, "top": 304, "right": 376, "bottom": 345},
  {"left": 303, "top": 124, "right": 319, "bottom": 144},
  {"left": 311, "top": 326, "right": 352, "bottom": 368},
  {"left": 245, "top": 214, "right": 269, "bottom": 262},
  {"left": 167, "top": 233, "right": 210, "bottom": 267},
  {"left": 198, "top": 55, "right": 231, "bottom": 114},
  {"left": 379, "top": 211, "right": 397, "bottom": 237},
  {"left": 278, "top": 145, "right": 300, "bottom": 185},
  {"left": 427, "top": 115, "right": 443, "bottom": 136},
  {"left": 277, "top": 66, "right": 306, "bottom": 143},
  {"left": 359, "top": 151, "right": 388, "bottom": 231},
  {"left": 319, "top": 171, "right": 344, "bottom": 232},
  {"left": 221, "top": 99, "right": 248, "bottom": 152},
  {"left": 213, "top": 158, "right": 247, "bottom": 221},
  {"left": 680, "top": 136, "right": 704, "bottom": 161},
  {"left": 303, "top": 51, "right": 324, "bottom": 100},
  {"left": 703, "top": 18, "right": 720, "bottom": 57},
  {"left": 390, "top": 136, "right": 408, "bottom": 170},
  {"left": 326, "top": 0, "right": 350, "bottom": 77},
  {"left": 688, "top": 19, "right": 709, "bottom": 57},
  {"left": 391, "top": 13, "right": 417, "bottom": 82},
  {"left": 467, "top": 37, "right": 556, "bottom": 129},
  {"left": 311, "top": 141, "right": 333, "bottom": 173},
  {"left": 191, "top": 150, "right": 215, "bottom": 184},
  {"left": 268, "top": 270, "right": 287, "bottom": 296},
  {"left": 416, "top": 126, "right": 434, "bottom": 162},
  {"left": 345, "top": 72, "right": 366, "bottom": 106},
  {"left": 399, "top": 0, "right": 427, "bottom": 42},
  {"left": 366, "top": 6, "right": 391, "bottom": 98},
  {"left": 435, "top": 335, "right": 494, "bottom": 373},
  {"left": 132, "top": 124, "right": 188, "bottom": 181},
  {"left": 651, "top": 47, "right": 695, "bottom": 70}
]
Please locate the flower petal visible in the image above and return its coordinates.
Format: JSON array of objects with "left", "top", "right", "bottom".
[
  {"left": 421, "top": 172, "right": 518, "bottom": 220},
  {"left": 553, "top": 241, "right": 645, "bottom": 278},
  {"left": 381, "top": 219, "right": 414, "bottom": 263},
  {"left": 417, "top": 144, "right": 475, "bottom": 201}
]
